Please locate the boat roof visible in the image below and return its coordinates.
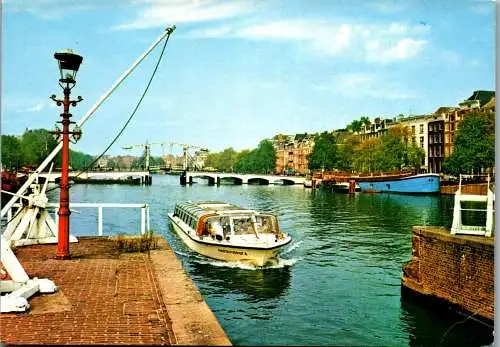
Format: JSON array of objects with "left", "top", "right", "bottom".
[{"left": 175, "top": 200, "right": 272, "bottom": 218}]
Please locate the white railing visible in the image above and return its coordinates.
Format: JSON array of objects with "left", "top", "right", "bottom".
[{"left": 46, "top": 202, "right": 151, "bottom": 236}]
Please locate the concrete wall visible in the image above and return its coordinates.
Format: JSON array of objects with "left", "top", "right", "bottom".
[{"left": 402, "top": 226, "right": 494, "bottom": 322}]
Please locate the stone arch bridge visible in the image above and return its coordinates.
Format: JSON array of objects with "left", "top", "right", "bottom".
[{"left": 185, "top": 171, "right": 306, "bottom": 186}]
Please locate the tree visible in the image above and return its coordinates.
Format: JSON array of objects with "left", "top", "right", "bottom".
[
  {"left": 443, "top": 111, "right": 495, "bottom": 176},
  {"left": 336, "top": 134, "right": 360, "bottom": 171},
  {"left": 377, "top": 125, "right": 409, "bottom": 171},
  {"left": 406, "top": 145, "right": 426, "bottom": 172},
  {"left": 21, "top": 129, "right": 58, "bottom": 167},
  {"left": 346, "top": 116, "right": 370, "bottom": 133},
  {"left": 253, "top": 139, "right": 276, "bottom": 174},
  {"left": 1, "top": 135, "right": 23, "bottom": 170},
  {"left": 308, "top": 132, "right": 338, "bottom": 171},
  {"left": 233, "top": 140, "right": 276, "bottom": 174},
  {"left": 353, "top": 137, "right": 380, "bottom": 172},
  {"left": 69, "top": 150, "right": 95, "bottom": 170}
]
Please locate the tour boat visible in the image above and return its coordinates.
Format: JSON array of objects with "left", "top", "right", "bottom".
[{"left": 167, "top": 201, "right": 292, "bottom": 266}]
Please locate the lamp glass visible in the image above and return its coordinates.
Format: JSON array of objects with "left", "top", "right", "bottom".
[{"left": 54, "top": 49, "right": 83, "bottom": 83}]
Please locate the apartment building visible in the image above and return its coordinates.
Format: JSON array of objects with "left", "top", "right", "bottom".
[
  {"left": 397, "top": 114, "right": 429, "bottom": 170},
  {"left": 427, "top": 112, "right": 445, "bottom": 173},
  {"left": 359, "top": 117, "right": 394, "bottom": 142},
  {"left": 274, "top": 133, "right": 315, "bottom": 175}
]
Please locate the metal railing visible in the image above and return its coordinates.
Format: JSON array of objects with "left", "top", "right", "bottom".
[{"left": 46, "top": 202, "right": 151, "bottom": 236}]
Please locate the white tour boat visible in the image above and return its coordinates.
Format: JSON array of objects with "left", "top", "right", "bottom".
[{"left": 167, "top": 201, "right": 292, "bottom": 266}]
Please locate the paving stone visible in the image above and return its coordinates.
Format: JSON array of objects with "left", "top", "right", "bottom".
[{"left": 0, "top": 236, "right": 231, "bottom": 346}]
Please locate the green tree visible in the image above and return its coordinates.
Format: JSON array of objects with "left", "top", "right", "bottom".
[
  {"left": 376, "top": 125, "right": 408, "bottom": 171},
  {"left": 346, "top": 116, "right": 370, "bottom": 133},
  {"left": 1, "top": 135, "right": 23, "bottom": 169},
  {"left": 353, "top": 137, "right": 380, "bottom": 172},
  {"left": 69, "top": 150, "right": 95, "bottom": 170},
  {"left": 406, "top": 145, "right": 426, "bottom": 172},
  {"left": 443, "top": 111, "right": 495, "bottom": 176},
  {"left": 234, "top": 149, "right": 252, "bottom": 173},
  {"left": 218, "top": 147, "right": 238, "bottom": 172},
  {"left": 308, "top": 132, "right": 338, "bottom": 171},
  {"left": 336, "top": 134, "right": 360, "bottom": 171},
  {"left": 21, "top": 129, "right": 58, "bottom": 167},
  {"left": 253, "top": 139, "right": 276, "bottom": 174}
]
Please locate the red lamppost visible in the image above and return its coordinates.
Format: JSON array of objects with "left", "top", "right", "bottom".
[{"left": 51, "top": 49, "right": 83, "bottom": 260}]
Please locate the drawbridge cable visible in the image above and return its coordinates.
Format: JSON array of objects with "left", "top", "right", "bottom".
[{"left": 45, "top": 31, "right": 173, "bottom": 194}]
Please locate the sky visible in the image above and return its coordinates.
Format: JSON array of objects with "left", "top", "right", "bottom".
[{"left": 1, "top": 0, "right": 496, "bottom": 158}]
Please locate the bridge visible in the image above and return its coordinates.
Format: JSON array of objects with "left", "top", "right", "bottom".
[
  {"left": 31, "top": 171, "right": 151, "bottom": 184},
  {"left": 184, "top": 171, "right": 306, "bottom": 185}
]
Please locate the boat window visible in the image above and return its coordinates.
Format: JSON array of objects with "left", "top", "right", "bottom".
[
  {"left": 256, "top": 215, "right": 279, "bottom": 234},
  {"left": 232, "top": 217, "right": 256, "bottom": 235}
]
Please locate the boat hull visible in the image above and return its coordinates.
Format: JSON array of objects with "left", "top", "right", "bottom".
[
  {"left": 168, "top": 214, "right": 288, "bottom": 266},
  {"left": 357, "top": 173, "right": 440, "bottom": 194}
]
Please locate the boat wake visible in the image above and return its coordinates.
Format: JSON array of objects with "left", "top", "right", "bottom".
[
  {"left": 281, "top": 240, "right": 303, "bottom": 255},
  {"left": 190, "top": 254, "right": 301, "bottom": 270}
]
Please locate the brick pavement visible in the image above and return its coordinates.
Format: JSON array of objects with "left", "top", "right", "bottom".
[{"left": 0, "top": 236, "right": 231, "bottom": 346}]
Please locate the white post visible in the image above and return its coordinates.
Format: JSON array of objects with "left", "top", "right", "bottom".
[
  {"left": 0, "top": 235, "right": 29, "bottom": 282},
  {"left": 146, "top": 205, "right": 150, "bottom": 231},
  {"left": 450, "top": 189, "right": 461, "bottom": 235},
  {"left": 140, "top": 207, "right": 146, "bottom": 235},
  {"left": 98, "top": 207, "right": 103, "bottom": 236},
  {"left": 54, "top": 209, "right": 59, "bottom": 227},
  {"left": 485, "top": 175, "right": 494, "bottom": 237}
]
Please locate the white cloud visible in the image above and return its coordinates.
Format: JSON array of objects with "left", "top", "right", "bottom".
[
  {"left": 313, "top": 73, "right": 418, "bottom": 100},
  {"left": 187, "top": 20, "right": 429, "bottom": 63},
  {"left": 25, "top": 103, "right": 46, "bottom": 112},
  {"left": 365, "top": 38, "right": 427, "bottom": 63},
  {"left": 114, "top": 0, "right": 256, "bottom": 30},
  {"left": 2, "top": 95, "right": 55, "bottom": 113}
]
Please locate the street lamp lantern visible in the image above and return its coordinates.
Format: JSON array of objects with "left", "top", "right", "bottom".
[
  {"left": 71, "top": 125, "right": 82, "bottom": 143},
  {"left": 54, "top": 49, "right": 83, "bottom": 85},
  {"left": 50, "top": 49, "right": 84, "bottom": 260}
]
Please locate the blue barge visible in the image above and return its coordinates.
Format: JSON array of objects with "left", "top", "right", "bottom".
[{"left": 356, "top": 173, "right": 440, "bottom": 194}]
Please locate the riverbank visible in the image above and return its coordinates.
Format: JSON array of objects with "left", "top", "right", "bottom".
[{"left": 0, "top": 236, "right": 231, "bottom": 346}]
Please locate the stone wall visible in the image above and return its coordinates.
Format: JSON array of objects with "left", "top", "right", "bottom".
[
  {"left": 402, "top": 226, "right": 494, "bottom": 322},
  {"left": 440, "top": 183, "right": 490, "bottom": 195}
]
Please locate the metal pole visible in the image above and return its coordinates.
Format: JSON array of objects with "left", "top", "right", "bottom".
[
  {"left": 140, "top": 207, "right": 146, "bottom": 235},
  {"left": 98, "top": 207, "right": 103, "bottom": 236},
  {"left": 56, "top": 87, "right": 72, "bottom": 259},
  {"left": 1, "top": 26, "right": 176, "bottom": 217}
]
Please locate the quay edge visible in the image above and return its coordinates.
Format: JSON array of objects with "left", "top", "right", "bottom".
[
  {"left": 150, "top": 238, "right": 232, "bottom": 346},
  {"left": 401, "top": 226, "right": 494, "bottom": 326}
]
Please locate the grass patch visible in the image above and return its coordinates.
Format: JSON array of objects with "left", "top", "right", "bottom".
[{"left": 113, "top": 230, "right": 159, "bottom": 254}]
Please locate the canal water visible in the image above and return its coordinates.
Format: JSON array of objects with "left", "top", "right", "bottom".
[{"left": 52, "top": 174, "right": 493, "bottom": 346}]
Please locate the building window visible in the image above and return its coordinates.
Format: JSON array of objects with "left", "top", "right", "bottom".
[
  {"left": 412, "top": 125, "right": 416, "bottom": 134},
  {"left": 420, "top": 124, "right": 424, "bottom": 133},
  {"left": 420, "top": 137, "right": 424, "bottom": 146}
]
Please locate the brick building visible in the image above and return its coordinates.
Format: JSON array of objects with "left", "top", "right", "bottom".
[{"left": 274, "top": 133, "right": 315, "bottom": 175}]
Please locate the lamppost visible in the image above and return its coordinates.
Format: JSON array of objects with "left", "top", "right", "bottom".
[{"left": 51, "top": 49, "right": 83, "bottom": 260}]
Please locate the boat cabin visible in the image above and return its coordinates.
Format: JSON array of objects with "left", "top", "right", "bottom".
[{"left": 173, "top": 201, "right": 281, "bottom": 241}]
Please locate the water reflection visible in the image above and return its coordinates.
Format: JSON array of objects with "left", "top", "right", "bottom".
[
  {"left": 400, "top": 297, "right": 494, "bottom": 347},
  {"left": 187, "top": 260, "right": 292, "bottom": 303}
]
